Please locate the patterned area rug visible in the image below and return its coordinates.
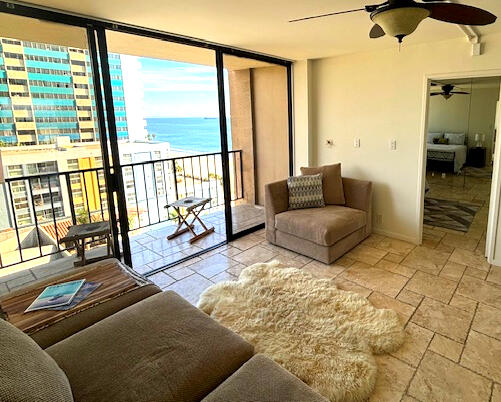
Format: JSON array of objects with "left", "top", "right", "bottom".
[
  {"left": 199, "top": 261, "right": 405, "bottom": 402},
  {"left": 463, "top": 166, "right": 492, "bottom": 179},
  {"left": 424, "top": 198, "right": 482, "bottom": 232}
]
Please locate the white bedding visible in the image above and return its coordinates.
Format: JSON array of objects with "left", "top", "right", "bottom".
[{"left": 427, "top": 143, "right": 467, "bottom": 173}]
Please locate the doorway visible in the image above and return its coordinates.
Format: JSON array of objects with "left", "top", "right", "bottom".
[{"left": 419, "top": 74, "right": 501, "bottom": 263}]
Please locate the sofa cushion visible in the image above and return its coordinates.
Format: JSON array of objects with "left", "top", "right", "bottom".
[
  {"left": 0, "top": 318, "right": 73, "bottom": 402},
  {"left": 287, "top": 174, "right": 325, "bottom": 210},
  {"left": 301, "top": 163, "right": 345, "bottom": 205},
  {"left": 202, "top": 354, "right": 328, "bottom": 402},
  {"left": 275, "top": 205, "right": 366, "bottom": 246},
  {"left": 47, "top": 291, "right": 254, "bottom": 402}
]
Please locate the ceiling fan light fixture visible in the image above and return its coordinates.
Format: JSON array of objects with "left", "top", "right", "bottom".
[
  {"left": 442, "top": 93, "right": 453, "bottom": 100},
  {"left": 371, "top": 7, "right": 431, "bottom": 43}
]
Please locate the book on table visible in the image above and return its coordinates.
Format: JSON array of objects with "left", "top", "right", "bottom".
[{"left": 24, "top": 279, "right": 86, "bottom": 313}]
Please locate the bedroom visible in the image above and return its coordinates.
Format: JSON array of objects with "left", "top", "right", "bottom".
[{"left": 424, "top": 76, "right": 501, "bottom": 244}]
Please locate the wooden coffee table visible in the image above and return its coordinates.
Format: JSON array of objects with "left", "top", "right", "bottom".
[{"left": 165, "top": 197, "right": 215, "bottom": 243}]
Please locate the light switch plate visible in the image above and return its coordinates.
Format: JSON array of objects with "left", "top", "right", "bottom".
[
  {"left": 390, "top": 139, "right": 397, "bottom": 150},
  {"left": 354, "top": 138, "right": 360, "bottom": 148}
]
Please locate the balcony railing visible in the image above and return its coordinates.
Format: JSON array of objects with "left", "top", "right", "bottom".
[{"left": 0, "top": 150, "right": 243, "bottom": 269}]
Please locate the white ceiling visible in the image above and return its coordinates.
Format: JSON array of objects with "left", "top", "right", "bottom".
[{"left": 19, "top": 0, "right": 501, "bottom": 60}]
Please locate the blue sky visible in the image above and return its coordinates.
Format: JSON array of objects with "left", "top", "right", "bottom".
[{"left": 138, "top": 58, "right": 226, "bottom": 118}]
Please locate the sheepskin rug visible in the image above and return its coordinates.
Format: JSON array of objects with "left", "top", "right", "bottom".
[{"left": 198, "top": 261, "right": 405, "bottom": 402}]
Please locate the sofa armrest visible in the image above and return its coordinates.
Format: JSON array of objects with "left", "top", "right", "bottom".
[
  {"left": 264, "top": 179, "right": 289, "bottom": 243},
  {"left": 342, "top": 177, "right": 373, "bottom": 235}
]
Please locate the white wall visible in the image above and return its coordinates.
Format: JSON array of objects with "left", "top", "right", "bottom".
[
  {"left": 428, "top": 85, "right": 500, "bottom": 163},
  {"left": 298, "top": 32, "right": 501, "bottom": 243}
]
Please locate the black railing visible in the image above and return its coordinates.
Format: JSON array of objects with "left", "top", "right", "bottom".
[{"left": 0, "top": 150, "right": 243, "bottom": 269}]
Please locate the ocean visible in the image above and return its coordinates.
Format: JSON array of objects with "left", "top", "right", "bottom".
[{"left": 145, "top": 117, "right": 231, "bottom": 153}]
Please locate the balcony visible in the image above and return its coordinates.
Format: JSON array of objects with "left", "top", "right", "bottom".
[{"left": 0, "top": 149, "right": 265, "bottom": 294}]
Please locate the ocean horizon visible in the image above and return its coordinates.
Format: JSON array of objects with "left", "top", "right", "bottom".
[{"left": 145, "top": 117, "right": 232, "bottom": 153}]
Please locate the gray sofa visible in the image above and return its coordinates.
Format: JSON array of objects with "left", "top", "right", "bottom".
[
  {"left": 0, "top": 260, "right": 327, "bottom": 402},
  {"left": 265, "top": 177, "right": 373, "bottom": 264}
]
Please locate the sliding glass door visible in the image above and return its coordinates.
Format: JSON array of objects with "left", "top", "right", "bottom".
[
  {"left": 220, "top": 54, "right": 290, "bottom": 236},
  {"left": 0, "top": 2, "right": 293, "bottom": 277}
]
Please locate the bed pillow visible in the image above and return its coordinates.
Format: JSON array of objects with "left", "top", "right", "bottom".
[
  {"left": 444, "top": 132, "right": 466, "bottom": 145},
  {"left": 427, "top": 132, "right": 443, "bottom": 144},
  {"left": 287, "top": 174, "right": 325, "bottom": 210},
  {"left": 433, "top": 137, "right": 449, "bottom": 145}
]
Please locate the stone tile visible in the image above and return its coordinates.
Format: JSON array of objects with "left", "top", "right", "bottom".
[
  {"left": 449, "top": 294, "right": 477, "bottom": 313},
  {"left": 260, "top": 242, "right": 299, "bottom": 258},
  {"left": 148, "top": 272, "right": 175, "bottom": 289},
  {"left": 189, "top": 254, "right": 239, "bottom": 279},
  {"left": 230, "top": 235, "right": 262, "bottom": 251},
  {"left": 267, "top": 254, "right": 309, "bottom": 269},
  {"left": 340, "top": 261, "right": 408, "bottom": 297},
  {"left": 401, "top": 396, "right": 419, "bottom": 402},
  {"left": 220, "top": 246, "right": 243, "bottom": 258},
  {"left": 405, "top": 271, "right": 457, "bottom": 303},
  {"left": 439, "top": 261, "right": 467, "bottom": 281},
  {"left": 334, "top": 255, "right": 356, "bottom": 268},
  {"left": 487, "top": 265, "right": 501, "bottom": 285},
  {"left": 493, "top": 384, "right": 501, "bottom": 402},
  {"left": 145, "top": 252, "right": 189, "bottom": 271},
  {"left": 368, "top": 292, "right": 415, "bottom": 324},
  {"left": 168, "top": 266, "right": 196, "bottom": 280},
  {"left": 435, "top": 243, "right": 455, "bottom": 253},
  {"left": 231, "top": 245, "right": 277, "bottom": 266},
  {"left": 401, "top": 246, "right": 450, "bottom": 275},
  {"left": 461, "top": 330, "right": 501, "bottom": 383},
  {"left": 422, "top": 231, "right": 444, "bottom": 248},
  {"left": 376, "top": 238, "right": 415, "bottom": 256},
  {"left": 225, "top": 263, "right": 246, "bottom": 278},
  {"left": 456, "top": 275, "right": 501, "bottom": 310},
  {"left": 166, "top": 273, "right": 214, "bottom": 305},
  {"left": 391, "top": 322, "right": 433, "bottom": 367},
  {"left": 449, "top": 249, "right": 490, "bottom": 272},
  {"left": 375, "top": 259, "right": 416, "bottom": 278},
  {"left": 302, "top": 260, "right": 346, "bottom": 280},
  {"left": 464, "top": 266, "right": 488, "bottom": 280},
  {"left": 472, "top": 303, "right": 501, "bottom": 341},
  {"left": 333, "top": 278, "right": 372, "bottom": 297},
  {"left": 396, "top": 289, "right": 424, "bottom": 307},
  {"left": 294, "top": 254, "right": 313, "bottom": 265},
  {"left": 441, "top": 233, "right": 479, "bottom": 251},
  {"left": 369, "top": 355, "right": 414, "bottom": 402},
  {"left": 384, "top": 253, "right": 405, "bottom": 264},
  {"left": 411, "top": 298, "right": 474, "bottom": 342},
  {"left": 428, "top": 334, "right": 463, "bottom": 362},
  {"left": 210, "top": 270, "right": 237, "bottom": 283},
  {"left": 361, "top": 233, "right": 386, "bottom": 247},
  {"left": 131, "top": 249, "right": 163, "bottom": 267},
  {"left": 345, "top": 245, "right": 387, "bottom": 265},
  {"left": 408, "top": 351, "right": 491, "bottom": 402}
]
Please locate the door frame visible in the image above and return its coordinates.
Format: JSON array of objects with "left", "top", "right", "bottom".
[{"left": 417, "top": 69, "right": 501, "bottom": 264}]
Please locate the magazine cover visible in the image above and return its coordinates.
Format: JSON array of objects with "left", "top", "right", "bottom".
[
  {"left": 25, "top": 279, "right": 85, "bottom": 313},
  {"left": 48, "top": 282, "right": 102, "bottom": 311}
]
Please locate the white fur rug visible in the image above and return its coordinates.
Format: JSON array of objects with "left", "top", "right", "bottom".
[{"left": 198, "top": 261, "right": 405, "bottom": 402}]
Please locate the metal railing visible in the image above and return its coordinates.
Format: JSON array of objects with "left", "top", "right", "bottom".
[{"left": 0, "top": 150, "right": 243, "bottom": 269}]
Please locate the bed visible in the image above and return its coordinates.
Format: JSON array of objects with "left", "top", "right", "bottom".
[{"left": 426, "top": 132, "right": 467, "bottom": 173}]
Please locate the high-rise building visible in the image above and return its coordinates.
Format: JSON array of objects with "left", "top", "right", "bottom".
[{"left": 0, "top": 37, "right": 129, "bottom": 146}]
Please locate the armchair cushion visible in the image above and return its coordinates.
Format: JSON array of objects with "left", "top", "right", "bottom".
[
  {"left": 301, "top": 163, "right": 345, "bottom": 205},
  {"left": 275, "top": 205, "right": 366, "bottom": 247}
]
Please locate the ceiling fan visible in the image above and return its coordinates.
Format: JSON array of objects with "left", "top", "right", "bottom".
[
  {"left": 289, "top": 0, "right": 497, "bottom": 44},
  {"left": 430, "top": 83, "right": 470, "bottom": 99}
]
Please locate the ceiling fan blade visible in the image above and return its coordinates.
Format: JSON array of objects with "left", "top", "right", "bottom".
[
  {"left": 430, "top": 93, "right": 443, "bottom": 96},
  {"left": 289, "top": 8, "right": 364, "bottom": 23},
  {"left": 369, "top": 24, "right": 385, "bottom": 38},
  {"left": 424, "top": 3, "right": 497, "bottom": 26},
  {"left": 451, "top": 91, "right": 470, "bottom": 95},
  {"left": 420, "top": 0, "right": 446, "bottom": 2}
]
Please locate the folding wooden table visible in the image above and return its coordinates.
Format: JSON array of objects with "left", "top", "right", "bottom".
[{"left": 165, "top": 197, "right": 215, "bottom": 243}]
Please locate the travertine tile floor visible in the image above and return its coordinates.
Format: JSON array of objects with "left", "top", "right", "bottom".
[{"left": 147, "top": 174, "right": 501, "bottom": 401}]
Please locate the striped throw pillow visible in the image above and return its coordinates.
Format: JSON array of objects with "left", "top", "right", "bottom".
[{"left": 287, "top": 174, "right": 325, "bottom": 210}]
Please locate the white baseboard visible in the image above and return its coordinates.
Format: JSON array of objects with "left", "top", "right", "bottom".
[{"left": 372, "top": 228, "right": 420, "bottom": 245}]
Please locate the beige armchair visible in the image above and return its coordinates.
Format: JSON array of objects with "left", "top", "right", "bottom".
[{"left": 265, "top": 177, "right": 373, "bottom": 264}]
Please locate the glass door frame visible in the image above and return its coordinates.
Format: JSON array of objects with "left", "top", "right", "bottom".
[{"left": 0, "top": 0, "right": 294, "bottom": 262}]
